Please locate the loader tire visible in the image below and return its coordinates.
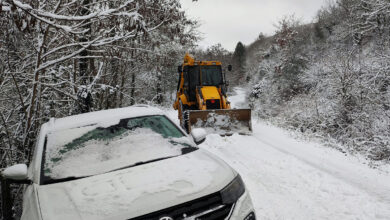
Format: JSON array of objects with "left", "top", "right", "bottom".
[
  {"left": 183, "top": 111, "right": 190, "bottom": 134},
  {"left": 179, "top": 101, "right": 189, "bottom": 133}
]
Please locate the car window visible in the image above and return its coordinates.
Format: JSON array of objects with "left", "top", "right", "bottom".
[{"left": 41, "top": 115, "right": 196, "bottom": 184}]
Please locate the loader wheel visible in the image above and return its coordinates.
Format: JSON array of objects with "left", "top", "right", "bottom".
[
  {"left": 179, "top": 101, "right": 189, "bottom": 133},
  {"left": 183, "top": 111, "right": 190, "bottom": 134}
]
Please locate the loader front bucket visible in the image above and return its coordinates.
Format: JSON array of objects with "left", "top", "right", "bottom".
[{"left": 187, "top": 109, "right": 252, "bottom": 135}]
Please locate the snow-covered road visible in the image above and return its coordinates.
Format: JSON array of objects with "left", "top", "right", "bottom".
[{"left": 167, "top": 88, "right": 390, "bottom": 220}]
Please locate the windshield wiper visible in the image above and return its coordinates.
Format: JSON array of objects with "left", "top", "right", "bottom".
[
  {"left": 43, "top": 175, "right": 90, "bottom": 185},
  {"left": 43, "top": 149, "right": 197, "bottom": 185},
  {"left": 107, "top": 156, "right": 177, "bottom": 173},
  {"left": 42, "top": 155, "right": 185, "bottom": 185}
]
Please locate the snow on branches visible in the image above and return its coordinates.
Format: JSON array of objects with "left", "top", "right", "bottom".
[
  {"left": 0, "top": 0, "right": 198, "bottom": 175},
  {"left": 247, "top": 1, "right": 390, "bottom": 162}
]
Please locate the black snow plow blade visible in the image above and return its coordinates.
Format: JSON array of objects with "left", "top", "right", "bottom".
[{"left": 187, "top": 109, "right": 252, "bottom": 135}]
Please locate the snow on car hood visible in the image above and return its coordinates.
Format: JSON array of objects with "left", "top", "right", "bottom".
[{"left": 37, "top": 149, "right": 236, "bottom": 220}]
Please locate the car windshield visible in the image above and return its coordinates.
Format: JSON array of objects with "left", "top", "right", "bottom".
[
  {"left": 42, "top": 115, "right": 196, "bottom": 184},
  {"left": 201, "top": 65, "right": 222, "bottom": 86}
]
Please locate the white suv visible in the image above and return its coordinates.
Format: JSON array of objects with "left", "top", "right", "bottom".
[{"left": 2, "top": 105, "right": 255, "bottom": 220}]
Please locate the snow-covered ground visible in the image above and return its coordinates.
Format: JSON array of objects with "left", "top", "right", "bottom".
[
  {"left": 166, "top": 88, "right": 390, "bottom": 220},
  {"left": 228, "top": 87, "right": 249, "bottom": 109}
]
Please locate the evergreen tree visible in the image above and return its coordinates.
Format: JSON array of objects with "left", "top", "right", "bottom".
[{"left": 232, "top": 41, "right": 247, "bottom": 83}]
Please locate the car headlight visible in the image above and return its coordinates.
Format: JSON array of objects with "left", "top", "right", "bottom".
[{"left": 220, "top": 175, "right": 245, "bottom": 204}]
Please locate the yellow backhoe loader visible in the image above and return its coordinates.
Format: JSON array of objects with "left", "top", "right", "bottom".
[{"left": 173, "top": 53, "right": 252, "bottom": 135}]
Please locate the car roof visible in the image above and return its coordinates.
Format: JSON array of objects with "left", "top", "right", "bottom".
[{"left": 42, "top": 105, "right": 165, "bottom": 133}]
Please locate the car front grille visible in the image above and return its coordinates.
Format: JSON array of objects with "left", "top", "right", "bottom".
[
  {"left": 206, "top": 100, "right": 220, "bottom": 109},
  {"left": 129, "top": 192, "right": 233, "bottom": 220}
]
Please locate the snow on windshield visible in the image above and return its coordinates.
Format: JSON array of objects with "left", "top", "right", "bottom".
[{"left": 44, "top": 116, "right": 193, "bottom": 180}]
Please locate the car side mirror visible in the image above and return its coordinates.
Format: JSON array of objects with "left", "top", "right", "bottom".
[
  {"left": 1, "top": 164, "right": 31, "bottom": 220},
  {"left": 227, "top": 65, "right": 232, "bottom": 71},
  {"left": 2, "top": 164, "right": 29, "bottom": 182},
  {"left": 191, "top": 128, "right": 207, "bottom": 145},
  {"left": 178, "top": 65, "right": 182, "bottom": 74}
]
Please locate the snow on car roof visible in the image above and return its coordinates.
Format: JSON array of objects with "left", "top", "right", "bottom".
[{"left": 43, "top": 105, "right": 165, "bottom": 132}]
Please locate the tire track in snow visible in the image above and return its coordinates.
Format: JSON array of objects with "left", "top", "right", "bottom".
[
  {"left": 250, "top": 122, "right": 390, "bottom": 204},
  {"left": 199, "top": 87, "right": 390, "bottom": 219},
  {"left": 201, "top": 134, "right": 390, "bottom": 219},
  {"left": 166, "top": 87, "right": 390, "bottom": 219}
]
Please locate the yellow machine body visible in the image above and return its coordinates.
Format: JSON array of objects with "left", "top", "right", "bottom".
[{"left": 173, "top": 53, "right": 252, "bottom": 135}]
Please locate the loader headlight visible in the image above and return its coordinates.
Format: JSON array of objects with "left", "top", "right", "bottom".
[{"left": 220, "top": 175, "right": 245, "bottom": 204}]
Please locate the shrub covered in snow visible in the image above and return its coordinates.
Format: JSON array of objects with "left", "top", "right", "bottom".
[{"left": 247, "top": 1, "right": 390, "bottom": 162}]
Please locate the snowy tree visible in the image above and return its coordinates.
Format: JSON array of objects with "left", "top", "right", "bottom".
[
  {"left": 248, "top": 1, "right": 390, "bottom": 161},
  {"left": 273, "top": 16, "right": 308, "bottom": 101},
  {"left": 0, "top": 0, "right": 199, "bottom": 216},
  {"left": 231, "top": 41, "right": 247, "bottom": 84}
]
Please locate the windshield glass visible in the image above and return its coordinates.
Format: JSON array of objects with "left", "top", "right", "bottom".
[
  {"left": 186, "top": 65, "right": 200, "bottom": 88},
  {"left": 42, "top": 115, "right": 196, "bottom": 184},
  {"left": 201, "top": 66, "right": 222, "bottom": 86}
]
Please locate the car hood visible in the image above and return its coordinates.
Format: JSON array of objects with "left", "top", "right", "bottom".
[{"left": 37, "top": 149, "right": 236, "bottom": 220}]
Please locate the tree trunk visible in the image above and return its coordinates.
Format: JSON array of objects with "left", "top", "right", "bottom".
[
  {"left": 119, "top": 62, "right": 126, "bottom": 107},
  {"left": 130, "top": 48, "right": 136, "bottom": 105},
  {"left": 156, "top": 67, "right": 163, "bottom": 104},
  {"left": 77, "top": 0, "right": 93, "bottom": 113}
]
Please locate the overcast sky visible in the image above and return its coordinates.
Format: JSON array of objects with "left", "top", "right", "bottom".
[{"left": 181, "top": 0, "right": 328, "bottom": 51}]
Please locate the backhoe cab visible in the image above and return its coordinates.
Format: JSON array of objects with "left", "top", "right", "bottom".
[{"left": 173, "top": 53, "right": 252, "bottom": 135}]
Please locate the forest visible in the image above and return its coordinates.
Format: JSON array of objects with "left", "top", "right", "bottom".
[
  {"left": 0, "top": 0, "right": 199, "bottom": 169},
  {"left": 1, "top": 0, "right": 199, "bottom": 216},
  {"left": 245, "top": 0, "right": 390, "bottom": 162}
]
